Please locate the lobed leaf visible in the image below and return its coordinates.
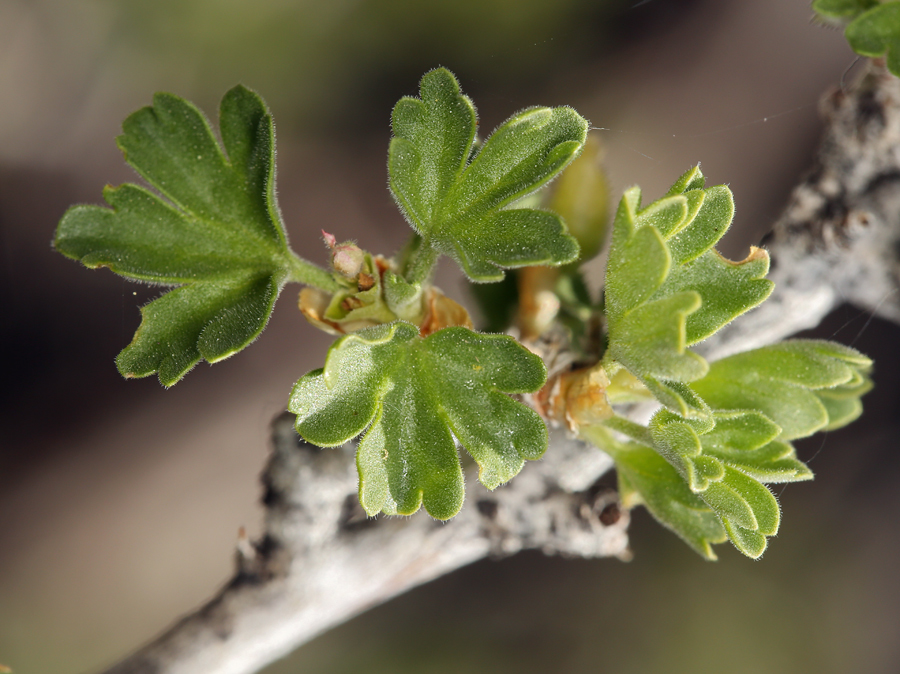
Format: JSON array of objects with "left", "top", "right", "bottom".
[
  {"left": 691, "top": 339, "right": 873, "bottom": 440},
  {"left": 648, "top": 408, "right": 797, "bottom": 558},
  {"left": 697, "top": 411, "right": 812, "bottom": 484},
  {"left": 604, "top": 166, "right": 773, "bottom": 416},
  {"left": 388, "top": 68, "right": 585, "bottom": 282},
  {"left": 583, "top": 427, "right": 727, "bottom": 560},
  {"left": 55, "top": 86, "right": 296, "bottom": 385},
  {"left": 289, "top": 322, "right": 548, "bottom": 519}
]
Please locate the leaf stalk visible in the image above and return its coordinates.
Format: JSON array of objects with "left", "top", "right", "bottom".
[
  {"left": 405, "top": 240, "right": 440, "bottom": 285},
  {"left": 288, "top": 252, "right": 342, "bottom": 291}
]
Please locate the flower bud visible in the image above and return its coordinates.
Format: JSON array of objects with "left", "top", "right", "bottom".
[{"left": 322, "top": 230, "right": 365, "bottom": 279}]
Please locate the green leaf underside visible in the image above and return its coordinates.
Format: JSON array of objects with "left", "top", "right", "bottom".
[
  {"left": 389, "top": 67, "right": 584, "bottom": 282},
  {"left": 55, "top": 85, "right": 293, "bottom": 385},
  {"left": 289, "top": 322, "right": 548, "bottom": 519},
  {"left": 604, "top": 167, "right": 773, "bottom": 416},
  {"left": 648, "top": 409, "right": 794, "bottom": 558},
  {"left": 594, "top": 433, "right": 726, "bottom": 560},
  {"left": 845, "top": 3, "right": 900, "bottom": 76},
  {"left": 597, "top": 338, "right": 872, "bottom": 559},
  {"left": 691, "top": 340, "right": 873, "bottom": 441}
]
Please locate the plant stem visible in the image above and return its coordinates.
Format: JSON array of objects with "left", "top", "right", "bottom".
[
  {"left": 397, "top": 233, "right": 423, "bottom": 277},
  {"left": 287, "top": 253, "right": 341, "bottom": 291},
  {"left": 601, "top": 415, "right": 653, "bottom": 446},
  {"left": 405, "top": 239, "right": 440, "bottom": 285},
  {"left": 579, "top": 424, "right": 627, "bottom": 461}
]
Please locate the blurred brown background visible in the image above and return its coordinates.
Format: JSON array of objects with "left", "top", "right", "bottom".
[{"left": 2, "top": 1, "right": 899, "bottom": 673}]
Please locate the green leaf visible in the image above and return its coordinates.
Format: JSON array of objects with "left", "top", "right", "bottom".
[
  {"left": 589, "top": 430, "right": 726, "bottom": 560},
  {"left": 649, "top": 409, "right": 719, "bottom": 493},
  {"left": 388, "top": 68, "right": 584, "bottom": 282},
  {"left": 691, "top": 340, "right": 873, "bottom": 440},
  {"left": 604, "top": 166, "right": 773, "bottom": 415},
  {"left": 845, "top": 3, "right": 900, "bottom": 76},
  {"left": 703, "top": 468, "right": 780, "bottom": 559},
  {"left": 54, "top": 85, "right": 324, "bottom": 386},
  {"left": 648, "top": 409, "right": 789, "bottom": 558},
  {"left": 698, "top": 411, "right": 813, "bottom": 484},
  {"left": 289, "top": 322, "right": 548, "bottom": 519}
]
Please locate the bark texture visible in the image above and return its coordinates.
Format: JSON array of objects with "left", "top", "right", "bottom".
[
  {"left": 102, "top": 63, "right": 900, "bottom": 674},
  {"left": 704, "top": 63, "right": 900, "bottom": 359}
]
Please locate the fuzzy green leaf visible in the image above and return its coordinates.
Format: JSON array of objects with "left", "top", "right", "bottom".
[
  {"left": 698, "top": 411, "right": 813, "bottom": 484},
  {"left": 289, "top": 322, "right": 548, "bottom": 519},
  {"left": 388, "top": 68, "right": 584, "bottom": 282},
  {"left": 648, "top": 408, "right": 793, "bottom": 558},
  {"left": 604, "top": 166, "right": 773, "bottom": 416},
  {"left": 703, "top": 467, "right": 780, "bottom": 558},
  {"left": 649, "top": 410, "right": 719, "bottom": 493},
  {"left": 55, "top": 86, "right": 301, "bottom": 386},
  {"left": 845, "top": 3, "right": 900, "bottom": 76},
  {"left": 691, "top": 340, "right": 873, "bottom": 440},
  {"left": 592, "top": 432, "right": 726, "bottom": 561}
]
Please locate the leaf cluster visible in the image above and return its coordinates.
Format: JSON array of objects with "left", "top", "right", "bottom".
[
  {"left": 597, "top": 169, "right": 872, "bottom": 558},
  {"left": 56, "top": 69, "right": 590, "bottom": 520},
  {"left": 603, "top": 166, "right": 772, "bottom": 416},
  {"left": 54, "top": 69, "right": 874, "bottom": 559}
]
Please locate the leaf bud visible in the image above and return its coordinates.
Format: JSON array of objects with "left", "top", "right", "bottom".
[{"left": 549, "top": 134, "right": 609, "bottom": 264}]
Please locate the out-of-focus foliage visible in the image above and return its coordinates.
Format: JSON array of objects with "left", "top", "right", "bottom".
[{"left": 103, "top": 0, "right": 628, "bottom": 132}]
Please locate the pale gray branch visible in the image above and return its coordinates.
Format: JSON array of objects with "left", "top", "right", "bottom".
[
  {"left": 101, "top": 63, "right": 900, "bottom": 674},
  {"left": 104, "top": 416, "right": 628, "bottom": 674},
  {"left": 704, "top": 62, "right": 900, "bottom": 359}
]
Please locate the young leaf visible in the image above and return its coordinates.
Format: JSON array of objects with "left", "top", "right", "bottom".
[
  {"left": 55, "top": 86, "right": 329, "bottom": 386},
  {"left": 648, "top": 409, "right": 790, "bottom": 558},
  {"left": 845, "top": 3, "right": 900, "bottom": 77},
  {"left": 691, "top": 339, "right": 873, "bottom": 440},
  {"left": 615, "top": 445, "right": 728, "bottom": 560},
  {"left": 583, "top": 427, "right": 726, "bottom": 560},
  {"left": 702, "top": 467, "right": 780, "bottom": 559},
  {"left": 603, "top": 166, "right": 773, "bottom": 416},
  {"left": 698, "top": 411, "right": 812, "bottom": 484},
  {"left": 649, "top": 410, "right": 720, "bottom": 493},
  {"left": 388, "top": 67, "right": 584, "bottom": 282},
  {"left": 289, "top": 322, "right": 548, "bottom": 519}
]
